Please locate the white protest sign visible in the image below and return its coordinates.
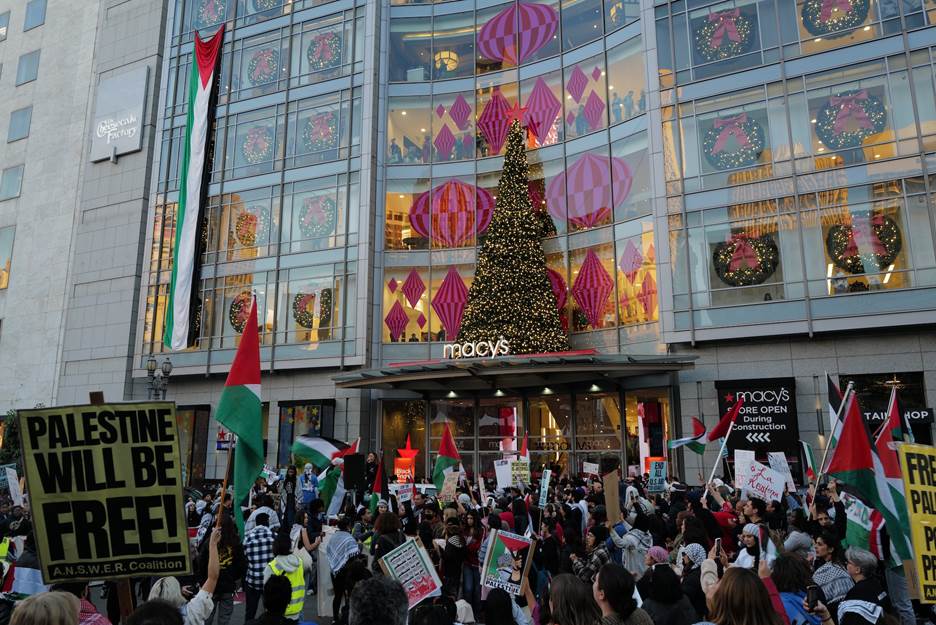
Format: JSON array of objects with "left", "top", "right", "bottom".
[
  {"left": 647, "top": 461, "right": 667, "bottom": 493},
  {"left": 582, "top": 461, "right": 600, "bottom": 476},
  {"left": 389, "top": 482, "right": 412, "bottom": 504},
  {"left": 6, "top": 467, "right": 22, "bottom": 507},
  {"left": 538, "top": 469, "right": 552, "bottom": 508},
  {"left": 741, "top": 460, "right": 785, "bottom": 502},
  {"left": 494, "top": 459, "right": 512, "bottom": 491},
  {"left": 767, "top": 452, "right": 796, "bottom": 492},
  {"left": 734, "top": 449, "right": 756, "bottom": 492}
]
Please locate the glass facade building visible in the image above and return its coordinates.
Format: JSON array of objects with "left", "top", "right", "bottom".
[{"left": 141, "top": 0, "right": 936, "bottom": 481}]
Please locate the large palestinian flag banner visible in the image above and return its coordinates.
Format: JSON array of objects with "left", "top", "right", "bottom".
[{"left": 164, "top": 26, "right": 224, "bottom": 350}]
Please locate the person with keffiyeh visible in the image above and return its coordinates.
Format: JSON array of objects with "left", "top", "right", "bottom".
[{"left": 678, "top": 542, "right": 708, "bottom": 619}]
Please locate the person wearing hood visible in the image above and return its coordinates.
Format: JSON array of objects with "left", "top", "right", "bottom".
[
  {"left": 678, "top": 542, "right": 707, "bottom": 619},
  {"left": 264, "top": 533, "right": 306, "bottom": 621},
  {"left": 732, "top": 523, "right": 764, "bottom": 569},
  {"left": 607, "top": 511, "right": 652, "bottom": 578},
  {"left": 299, "top": 463, "right": 318, "bottom": 511}
]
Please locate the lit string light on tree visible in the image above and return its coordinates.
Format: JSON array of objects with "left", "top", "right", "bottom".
[
  {"left": 458, "top": 114, "right": 569, "bottom": 354},
  {"left": 801, "top": 0, "right": 870, "bottom": 37},
  {"left": 712, "top": 232, "right": 779, "bottom": 287},
  {"left": 814, "top": 89, "right": 886, "bottom": 150},
  {"left": 693, "top": 9, "right": 755, "bottom": 63}
]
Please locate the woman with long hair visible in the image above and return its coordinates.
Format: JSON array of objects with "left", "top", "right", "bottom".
[
  {"left": 196, "top": 515, "right": 246, "bottom": 625},
  {"left": 371, "top": 511, "right": 406, "bottom": 573},
  {"left": 549, "top": 574, "right": 601, "bottom": 625},
  {"left": 462, "top": 509, "right": 484, "bottom": 617},
  {"left": 280, "top": 465, "right": 299, "bottom": 528},
  {"left": 640, "top": 564, "right": 699, "bottom": 625},
  {"left": 703, "top": 566, "right": 786, "bottom": 625},
  {"left": 812, "top": 531, "right": 854, "bottom": 614},
  {"left": 593, "top": 563, "right": 652, "bottom": 625},
  {"left": 487, "top": 587, "right": 532, "bottom": 625}
]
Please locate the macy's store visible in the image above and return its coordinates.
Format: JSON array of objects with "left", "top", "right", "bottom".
[{"left": 335, "top": 352, "right": 695, "bottom": 481}]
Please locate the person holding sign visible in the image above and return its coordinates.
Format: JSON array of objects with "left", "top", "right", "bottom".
[{"left": 145, "top": 527, "right": 221, "bottom": 625}]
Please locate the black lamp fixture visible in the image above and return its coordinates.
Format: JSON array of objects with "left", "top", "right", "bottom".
[{"left": 146, "top": 356, "right": 173, "bottom": 399}]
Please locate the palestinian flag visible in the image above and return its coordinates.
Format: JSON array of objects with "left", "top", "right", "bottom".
[
  {"left": 215, "top": 294, "right": 263, "bottom": 537},
  {"left": 826, "top": 393, "right": 913, "bottom": 562},
  {"left": 800, "top": 440, "right": 817, "bottom": 481},
  {"left": 292, "top": 435, "right": 350, "bottom": 470},
  {"left": 432, "top": 424, "right": 460, "bottom": 491},
  {"left": 668, "top": 417, "right": 706, "bottom": 454},
  {"left": 519, "top": 432, "right": 529, "bottom": 462},
  {"left": 826, "top": 373, "right": 845, "bottom": 452},
  {"left": 319, "top": 465, "right": 343, "bottom": 514},
  {"left": 164, "top": 26, "right": 224, "bottom": 350},
  {"left": 841, "top": 492, "right": 889, "bottom": 563},
  {"left": 872, "top": 388, "right": 913, "bottom": 561},
  {"left": 708, "top": 397, "right": 744, "bottom": 442},
  {"left": 369, "top": 454, "right": 388, "bottom": 516}
]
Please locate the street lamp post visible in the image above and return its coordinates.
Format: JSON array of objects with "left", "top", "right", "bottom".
[{"left": 146, "top": 356, "right": 173, "bottom": 400}]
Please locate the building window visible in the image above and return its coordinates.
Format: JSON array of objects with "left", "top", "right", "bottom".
[
  {"left": 7, "top": 106, "right": 32, "bottom": 142},
  {"left": 0, "top": 166, "right": 23, "bottom": 201},
  {"left": 23, "top": 0, "right": 46, "bottom": 31},
  {"left": 15, "top": 50, "right": 40, "bottom": 85},
  {"left": 0, "top": 11, "right": 9, "bottom": 40},
  {"left": 0, "top": 226, "right": 14, "bottom": 289},
  {"left": 276, "top": 401, "right": 334, "bottom": 466}
]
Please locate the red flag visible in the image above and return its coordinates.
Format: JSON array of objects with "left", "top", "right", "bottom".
[
  {"left": 708, "top": 396, "right": 744, "bottom": 441},
  {"left": 519, "top": 431, "right": 529, "bottom": 461}
]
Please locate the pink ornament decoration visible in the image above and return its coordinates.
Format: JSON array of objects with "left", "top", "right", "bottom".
[
  {"left": 436, "top": 105, "right": 446, "bottom": 118},
  {"left": 416, "top": 312, "right": 427, "bottom": 329},
  {"left": 591, "top": 66, "right": 602, "bottom": 81},
  {"left": 524, "top": 78, "right": 561, "bottom": 145},
  {"left": 619, "top": 240, "right": 644, "bottom": 284},
  {"left": 546, "top": 153, "right": 633, "bottom": 229},
  {"left": 387, "top": 278, "right": 398, "bottom": 293},
  {"left": 402, "top": 269, "right": 426, "bottom": 308},
  {"left": 572, "top": 250, "right": 614, "bottom": 328},
  {"left": 728, "top": 234, "right": 758, "bottom": 271},
  {"left": 431, "top": 266, "right": 469, "bottom": 339},
  {"left": 448, "top": 94, "right": 472, "bottom": 131},
  {"left": 547, "top": 267, "right": 567, "bottom": 310},
  {"left": 637, "top": 274, "right": 657, "bottom": 317},
  {"left": 409, "top": 180, "right": 495, "bottom": 248},
  {"left": 477, "top": 2, "right": 559, "bottom": 65},
  {"left": 566, "top": 65, "right": 588, "bottom": 103},
  {"left": 583, "top": 91, "right": 606, "bottom": 130},
  {"left": 478, "top": 88, "right": 512, "bottom": 154},
  {"left": 434, "top": 125, "right": 456, "bottom": 161},
  {"left": 385, "top": 301, "right": 409, "bottom": 342}
]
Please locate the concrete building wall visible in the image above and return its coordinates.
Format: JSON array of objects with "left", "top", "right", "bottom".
[
  {"left": 55, "top": 0, "right": 168, "bottom": 406},
  {"left": 0, "top": 0, "right": 99, "bottom": 410}
]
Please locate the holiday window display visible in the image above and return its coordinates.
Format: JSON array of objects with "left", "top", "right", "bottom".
[
  {"left": 241, "top": 125, "right": 274, "bottom": 164},
  {"left": 693, "top": 9, "right": 756, "bottom": 63},
  {"left": 234, "top": 206, "right": 270, "bottom": 247},
  {"left": 298, "top": 195, "right": 338, "bottom": 239},
  {"left": 825, "top": 212, "right": 901, "bottom": 274},
  {"left": 702, "top": 113, "right": 766, "bottom": 170},
  {"left": 801, "top": 0, "right": 870, "bottom": 37},
  {"left": 476, "top": 2, "right": 558, "bottom": 66},
  {"left": 712, "top": 232, "right": 780, "bottom": 287},
  {"left": 292, "top": 292, "right": 316, "bottom": 329},
  {"left": 300, "top": 111, "right": 338, "bottom": 153},
  {"left": 307, "top": 31, "right": 342, "bottom": 72},
  {"left": 251, "top": 0, "right": 281, "bottom": 12},
  {"left": 194, "top": 0, "right": 226, "bottom": 29},
  {"left": 228, "top": 291, "right": 254, "bottom": 333},
  {"left": 814, "top": 89, "right": 886, "bottom": 150},
  {"left": 246, "top": 48, "right": 279, "bottom": 86},
  {"left": 408, "top": 180, "right": 495, "bottom": 248}
]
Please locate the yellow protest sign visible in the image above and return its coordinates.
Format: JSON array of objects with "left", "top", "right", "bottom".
[
  {"left": 18, "top": 402, "right": 190, "bottom": 583},
  {"left": 898, "top": 443, "right": 936, "bottom": 603}
]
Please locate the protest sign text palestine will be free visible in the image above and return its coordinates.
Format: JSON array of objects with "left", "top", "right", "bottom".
[{"left": 19, "top": 402, "right": 190, "bottom": 583}]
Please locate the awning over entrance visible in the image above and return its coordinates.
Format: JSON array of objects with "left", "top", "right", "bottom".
[{"left": 334, "top": 352, "right": 695, "bottom": 393}]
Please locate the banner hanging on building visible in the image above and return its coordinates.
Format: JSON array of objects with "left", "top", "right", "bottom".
[
  {"left": 164, "top": 26, "right": 224, "bottom": 351},
  {"left": 716, "top": 378, "right": 799, "bottom": 461},
  {"left": 18, "top": 402, "right": 190, "bottom": 583}
]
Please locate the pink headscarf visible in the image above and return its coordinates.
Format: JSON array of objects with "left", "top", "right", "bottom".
[{"left": 647, "top": 546, "right": 669, "bottom": 565}]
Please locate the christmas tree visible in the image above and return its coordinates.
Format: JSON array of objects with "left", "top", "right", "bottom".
[{"left": 458, "top": 118, "right": 569, "bottom": 354}]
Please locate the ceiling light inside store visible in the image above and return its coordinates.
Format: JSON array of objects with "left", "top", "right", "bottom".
[
  {"left": 447, "top": 391, "right": 457, "bottom": 398},
  {"left": 420, "top": 128, "right": 426, "bottom": 132},
  {"left": 589, "top": 384, "right": 601, "bottom": 392},
  {"left": 814, "top": 38, "right": 822, "bottom": 42},
  {"left": 401, "top": 111, "right": 407, "bottom": 116},
  {"left": 495, "top": 389, "right": 505, "bottom": 397},
  {"left": 811, "top": 119, "right": 817, "bottom": 123},
  {"left": 864, "top": 26, "right": 871, "bottom": 31},
  {"left": 542, "top": 387, "right": 554, "bottom": 395}
]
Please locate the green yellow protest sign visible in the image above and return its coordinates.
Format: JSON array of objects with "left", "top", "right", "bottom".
[
  {"left": 18, "top": 402, "right": 190, "bottom": 583},
  {"left": 898, "top": 443, "right": 936, "bottom": 603}
]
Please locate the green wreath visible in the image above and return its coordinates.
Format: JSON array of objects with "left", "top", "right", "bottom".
[
  {"left": 234, "top": 206, "right": 270, "bottom": 246},
  {"left": 241, "top": 125, "right": 274, "bottom": 165},
  {"left": 247, "top": 48, "right": 279, "bottom": 86},
  {"left": 826, "top": 213, "right": 901, "bottom": 274},
  {"left": 702, "top": 113, "right": 765, "bottom": 170},
  {"left": 814, "top": 89, "right": 886, "bottom": 151},
  {"left": 801, "top": 0, "right": 870, "bottom": 37},
  {"left": 712, "top": 233, "right": 779, "bottom": 287},
  {"left": 299, "top": 196, "right": 337, "bottom": 238},
  {"left": 194, "top": 0, "right": 226, "bottom": 29},
  {"left": 251, "top": 0, "right": 281, "bottom": 12},
  {"left": 228, "top": 291, "right": 253, "bottom": 333},
  {"left": 301, "top": 111, "right": 338, "bottom": 153},
  {"left": 693, "top": 9, "right": 756, "bottom": 63},
  {"left": 292, "top": 292, "right": 316, "bottom": 329},
  {"left": 307, "top": 31, "right": 342, "bottom": 72}
]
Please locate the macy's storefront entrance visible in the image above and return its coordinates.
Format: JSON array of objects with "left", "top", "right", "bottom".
[{"left": 335, "top": 352, "right": 694, "bottom": 481}]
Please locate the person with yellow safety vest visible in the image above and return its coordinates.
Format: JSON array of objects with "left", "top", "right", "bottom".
[{"left": 263, "top": 533, "right": 305, "bottom": 621}]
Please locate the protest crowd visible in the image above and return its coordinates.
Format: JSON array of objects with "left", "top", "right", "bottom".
[{"left": 0, "top": 446, "right": 931, "bottom": 625}]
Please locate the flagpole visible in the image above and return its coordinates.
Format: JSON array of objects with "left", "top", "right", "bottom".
[
  {"left": 216, "top": 436, "right": 235, "bottom": 529},
  {"left": 814, "top": 383, "right": 853, "bottom": 487},
  {"left": 707, "top": 421, "right": 734, "bottom": 485}
]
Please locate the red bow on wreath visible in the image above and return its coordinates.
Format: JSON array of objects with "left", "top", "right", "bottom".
[
  {"left": 712, "top": 113, "right": 750, "bottom": 154},
  {"left": 313, "top": 33, "right": 335, "bottom": 62},
  {"left": 830, "top": 90, "right": 872, "bottom": 134},
  {"left": 245, "top": 127, "right": 269, "bottom": 152},
  {"left": 728, "top": 233, "right": 758, "bottom": 271},
  {"left": 297, "top": 293, "right": 315, "bottom": 312},
  {"left": 312, "top": 114, "right": 333, "bottom": 142},
  {"left": 302, "top": 197, "right": 327, "bottom": 227},
  {"left": 708, "top": 9, "right": 742, "bottom": 47},
  {"left": 251, "top": 50, "right": 274, "bottom": 81},
  {"left": 820, "top": 0, "right": 854, "bottom": 22},
  {"left": 844, "top": 213, "right": 887, "bottom": 257}
]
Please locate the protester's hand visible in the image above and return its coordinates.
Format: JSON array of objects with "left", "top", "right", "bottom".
[
  {"left": 803, "top": 597, "right": 831, "bottom": 621},
  {"left": 758, "top": 558, "right": 770, "bottom": 579},
  {"left": 210, "top": 527, "right": 221, "bottom": 547}
]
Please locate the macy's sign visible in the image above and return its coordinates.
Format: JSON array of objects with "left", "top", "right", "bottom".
[{"left": 443, "top": 338, "right": 510, "bottom": 359}]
